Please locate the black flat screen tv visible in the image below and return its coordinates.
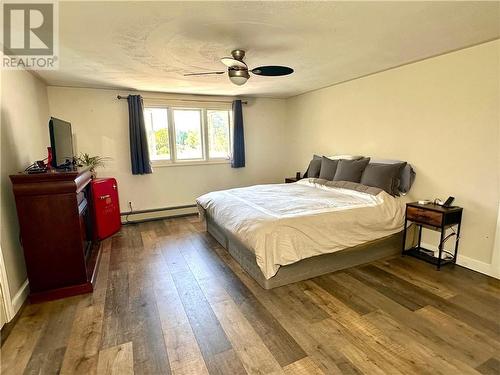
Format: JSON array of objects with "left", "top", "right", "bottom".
[{"left": 49, "top": 117, "right": 74, "bottom": 168}]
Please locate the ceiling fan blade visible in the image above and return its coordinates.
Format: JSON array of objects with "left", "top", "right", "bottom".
[
  {"left": 183, "top": 71, "right": 225, "bottom": 76},
  {"left": 221, "top": 57, "right": 247, "bottom": 69},
  {"left": 251, "top": 66, "right": 294, "bottom": 76}
]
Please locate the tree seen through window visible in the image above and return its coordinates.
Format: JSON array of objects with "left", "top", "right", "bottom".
[{"left": 144, "top": 106, "right": 231, "bottom": 162}]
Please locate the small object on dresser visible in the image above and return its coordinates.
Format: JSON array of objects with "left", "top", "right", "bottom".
[
  {"left": 418, "top": 199, "right": 431, "bottom": 205},
  {"left": 442, "top": 196, "right": 455, "bottom": 207},
  {"left": 47, "top": 147, "right": 53, "bottom": 169},
  {"left": 296, "top": 171, "right": 301, "bottom": 179},
  {"left": 401, "top": 202, "right": 463, "bottom": 270}
]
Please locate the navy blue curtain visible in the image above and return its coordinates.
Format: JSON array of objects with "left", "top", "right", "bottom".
[
  {"left": 231, "top": 100, "right": 245, "bottom": 168},
  {"left": 127, "top": 95, "right": 152, "bottom": 175}
]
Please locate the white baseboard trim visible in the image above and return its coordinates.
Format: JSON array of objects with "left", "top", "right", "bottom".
[
  {"left": 421, "top": 242, "right": 499, "bottom": 279},
  {"left": 456, "top": 255, "right": 500, "bottom": 279},
  {"left": 11, "top": 279, "right": 29, "bottom": 315},
  {"left": 122, "top": 208, "right": 198, "bottom": 224}
]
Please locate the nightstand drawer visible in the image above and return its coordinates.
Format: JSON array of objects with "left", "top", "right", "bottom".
[{"left": 407, "top": 206, "right": 442, "bottom": 226}]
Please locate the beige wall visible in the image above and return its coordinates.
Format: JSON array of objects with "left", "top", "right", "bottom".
[
  {"left": 285, "top": 40, "right": 500, "bottom": 264},
  {"left": 1, "top": 70, "right": 50, "bottom": 298},
  {"left": 47, "top": 87, "right": 287, "bottom": 213}
]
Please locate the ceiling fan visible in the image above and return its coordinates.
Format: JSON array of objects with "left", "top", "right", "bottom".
[{"left": 184, "top": 49, "right": 294, "bottom": 86}]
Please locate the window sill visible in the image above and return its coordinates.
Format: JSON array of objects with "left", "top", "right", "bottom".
[{"left": 151, "top": 159, "right": 231, "bottom": 168}]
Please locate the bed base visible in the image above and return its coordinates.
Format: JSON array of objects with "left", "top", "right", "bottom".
[{"left": 206, "top": 213, "right": 417, "bottom": 289}]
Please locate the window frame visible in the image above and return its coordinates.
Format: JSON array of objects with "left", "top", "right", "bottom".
[
  {"left": 171, "top": 107, "right": 204, "bottom": 162},
  {"left": 206, "top": 108, "right": 233, "bottom": 161},
  {"left": 144, "top": 106, "right": 171, "bottom": 162},
  {"left": 143, "top": 101, "right": 232, "bottom": 167}
]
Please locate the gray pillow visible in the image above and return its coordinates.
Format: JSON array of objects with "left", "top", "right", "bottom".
[
  {"left": 361, "top": 162, "right": 407, "bottom": 196},
  {"left": 333, "top": 158, "right": 370, "bottom": 182},
  {"left": 319, "top": 156, "right": 339, "bottom": 180},
  {"left": 369, "top": 158, "right": 416, "bottom": 194},
  {"left": 304, "top": 155, "right": 322, "bottom": 178}
]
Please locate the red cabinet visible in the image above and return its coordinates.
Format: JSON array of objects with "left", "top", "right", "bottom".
[{"left": 91, "top": 178, "right": 121, "bottom": 240}]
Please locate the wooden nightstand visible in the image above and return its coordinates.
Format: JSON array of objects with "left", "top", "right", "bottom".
[
  {"left": 285, "top": 177, "right": 301, "bottom": 183},
  {"left": 402, "top": 202, "right": 463, "bottom": 270}
]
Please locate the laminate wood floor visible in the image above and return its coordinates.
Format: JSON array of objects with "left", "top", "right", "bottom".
[{"left": 1, "top": 217, "right": 499, "bottom": 375}]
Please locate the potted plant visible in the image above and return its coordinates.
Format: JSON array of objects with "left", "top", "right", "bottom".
[{"left": 76, "top": 153, "right": 111, "bottom": 178}]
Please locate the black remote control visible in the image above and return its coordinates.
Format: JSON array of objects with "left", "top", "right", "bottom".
[{"left": 442, "top": 196, "right": 455, "bottom": 207}]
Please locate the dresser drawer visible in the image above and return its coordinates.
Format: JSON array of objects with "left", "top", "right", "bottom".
[{"left": 407, "top": 206, "right": 443, "bottom": 226}]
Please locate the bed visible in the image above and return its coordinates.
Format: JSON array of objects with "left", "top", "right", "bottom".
[{"left": 196, "top": 178, "right": 416, "bottom": 289}]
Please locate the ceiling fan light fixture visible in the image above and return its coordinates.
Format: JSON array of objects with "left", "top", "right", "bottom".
[
  {"left": 185, "top": 49, "right": 294, "bottom": 85},
  {"left": 228, "top": 69, "right": 250, "bottom": 86},
  {"left": 229, "top": 76, "right": 248, "bottom": 86}
]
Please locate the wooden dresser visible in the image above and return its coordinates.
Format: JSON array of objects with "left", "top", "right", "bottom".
[{"left": 10, "top": 168, "right": 101, "bottom": 302}]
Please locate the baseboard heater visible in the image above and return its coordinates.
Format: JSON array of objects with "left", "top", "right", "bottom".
[{"left": 120, "top": 204, "right": 198, "bottom": 224}]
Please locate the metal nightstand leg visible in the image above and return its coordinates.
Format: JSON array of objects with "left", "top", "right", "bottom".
[
  {"left": 417, "top": 225, "right": 422, "bottom": 248},
  {"left": 437, "top": 226, "right": 445, "bottom": 270},
  {"left": 453, "top": 222, "right": 462, "bottom": 264},
  {"left": 401, "top": 218, "right": 408, "bottom": 255}
]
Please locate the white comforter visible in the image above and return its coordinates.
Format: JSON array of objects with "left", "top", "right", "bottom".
[{"left": 196, "top": 179, "right": 405, "bottom": 279}]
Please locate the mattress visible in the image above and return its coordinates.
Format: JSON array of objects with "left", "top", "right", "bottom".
[{"left": 196, "top": 178, "right": 406, "bottom": 279}]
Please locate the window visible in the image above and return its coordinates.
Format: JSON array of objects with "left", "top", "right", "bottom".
[
  {"left": 144, "top": 108, "right": 170, "bottom": 160},
  {"left": 144, "top": 104, "right": 231, "bottom": 165},
  {"left": 207, "top": 110, "right": 231, "bottom": 159},
  {"left": 173, "top": 109, "right": 203, "bottom": 160}
]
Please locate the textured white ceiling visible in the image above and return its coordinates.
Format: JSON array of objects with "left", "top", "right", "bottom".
[{"left": 37, "top": 1, "right": 500, "bottom": 98}]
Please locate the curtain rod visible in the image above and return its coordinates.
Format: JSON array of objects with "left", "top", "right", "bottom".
[{"left": 116, "top": 95, "right": 247, "bottom": 105}]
